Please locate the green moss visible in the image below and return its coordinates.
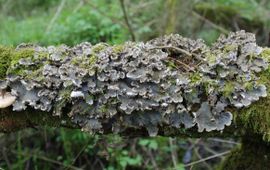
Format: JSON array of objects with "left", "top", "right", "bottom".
[
  {"left": 0, "top": 46, "right": 40, "bottom": 78},
  {"left": 99, "top": 105, "right": 108, "bottom": 113},
  {"left": 189, "top": 72, "right": 201, "bottom": 84},
  {"left": 235, "top": 68, "right": 270, "bottom": 141},
  {"left": 92, "top": 43, "right": 106, "bottom": 53},
  {"left": 202, "top": 79, "right": 218, "bottom": 93},
  {"left": 205, "top": 52, "right": 216, "bottom": 65},
  {"left": 10, "top": 48, "right": 35, "bottom": 67},
  {"left": 6, "top": 48, "right": 37, "bottom": 76},
  {"left": 112, "top": 45, "right": 124, "bottom": 54},
  {"left": 166, "top": 60, "right": 177, "bottom": 70},
  {"left": 89, "top": 55, "right": 97, "bottom": 65},
  {"left": 243, "top": 82, "right": 253, "bottom": 91},
  {"left": 223, "top": 82, "right": 234, "bottom": 97},
  {"left": 260, "top": 47, "right": 270, "bottom": 61},
  {"left": 71, "top": 55, "right": 97, "bottom": 70},
  {"left": 25, "top": 67, "right": 44, "bottom": 82},
  {"left": 223, "top": 44, "right": 238, "bottom": 52},
  {"left": 0, "top": 46, "right": 13, "bottom": 79},
  {"left": 70, "top": 56, "right": 84, "bottom": 66},
  {"left": 54, "top": 86, "right": 73, "bottom": 116}
]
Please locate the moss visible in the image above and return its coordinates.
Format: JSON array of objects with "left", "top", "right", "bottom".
[
  {"left": 243, "top": 82, "right": 254, "bottom": 91},
  {"left": 235, "top": 68, "right": 270, "bottom": 141},
  {"left": 112, "top": 45, "right": 124, "bottom": 54},
  {"left": 205, "top": 52, "right": 216, "bottom": 65},
  {"left": 223, "top": 82, "right": 234, "bottom": 97},
  {"left": 0, "top": 46, "right": 39, "bottom": 78},
  {"left": 70, "top": 56, "right": 84, "bottom": 66},
  {"left": 223, "top": 44, "right": 238, "bottom": 52},
  {"left": 25, "top": 67, "right": 44, "bottom": 82},
  {"left": 219, "top": 136, "right": 270, "bottom": 170},
  {"left": 54, "top": 86, "right": 73, "bottom": 116},
  {"left": 166, "top": 60, "right": 177, "bottom": 70},
  {"left": 260, "top": 47, "right": 270, "bottom": 61},
  {"left": 0, "top": 46, "right": 13, "bottom": 79},
  {"left": 202, "top": 79, "right": 218, "bottom": 93},
  {"left": 71, "top": 54, "right": 97, "bottom": 73},
  {"left": 89, "top": 55, "right": 97, "bottom": 65},
  {"left": 10, "top": 48, "right": 35, "bottom": 67},
  {"left": 92, "top": 43, "right": 106, "bottom": 53},
  {"left": 6, "top": 48, "right": 37, "bottom": 76},
  {"left": 189, "top": 72, "right": 201, "bottom": 84},
  {"left": 99, "top": 105, "right": 108, "bottom": 113}
]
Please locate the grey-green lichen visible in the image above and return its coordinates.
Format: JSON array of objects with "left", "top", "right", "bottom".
[{"left": 0, "top": 31, "right": 269, "bottom": 136}]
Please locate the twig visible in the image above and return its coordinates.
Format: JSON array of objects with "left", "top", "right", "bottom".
[
  {"left": 63, "top": 140, "right": 91, "bottom": 170},
  {"left": 119, "top": 0, "right": 136, "bottom": 41},
  {"left": 143, "top": 147, "right": 159, "bottom": 170},
  {"left": 167, "top": 57, "right": 195, "bottom": 72},
  {"left": 46, "top": 0, "right": 66, "bottom": 34},
  {"left": 149, "top": 45, "right": 205, "bottom": 62},
  {"left": 184, "top": 150, "right": 231, "bottom": 168},
  {"left": 11, "top": 150, "right": 83, "bottom": 170},
  {"left": 72, "top": 0, "right": 85, "bottom": 13},
  {"left": 194, "top": 147, "right": 213, "bottom": 170},
  {"left": 150, "top": 46, "right": 192, "bottom": 56},
  {"left": 169, "top": 138, "right": 178, "bottom": 169},
  {"left": 207, "top": 138, "right": 240, "bottom": 145},
  {"left": 192, "top": 11, "right": 229, "bottom": 34}
]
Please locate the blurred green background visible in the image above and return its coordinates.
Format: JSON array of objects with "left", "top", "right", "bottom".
[{"left": 0, "top": 0, "right": 269, "bottom": 169}]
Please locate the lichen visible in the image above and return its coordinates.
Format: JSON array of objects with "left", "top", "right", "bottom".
[{"left": 0, "top": 31, "right": 269, "bottom": 136}]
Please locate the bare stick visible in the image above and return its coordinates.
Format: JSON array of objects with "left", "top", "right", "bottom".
[
  {"left": 150, "top": 46, "right": 192, "bottom": 56},
  {"left": 184, "top": 150, "right": 231, "bottom": 168},
  {"left": 46, "top": 0, "right": 66, "bottom": 34},
  {"left": 119, "top": 0, "right": 136, "bottom": 41}
]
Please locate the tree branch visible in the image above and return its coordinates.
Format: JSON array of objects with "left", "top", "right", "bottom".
[{"left": 0, "top": 31, "right": 269, "bottom": 142}]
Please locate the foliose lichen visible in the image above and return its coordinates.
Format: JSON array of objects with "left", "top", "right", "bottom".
[{"left": 0, "top": 31, "right": 269, "bottom": 135}]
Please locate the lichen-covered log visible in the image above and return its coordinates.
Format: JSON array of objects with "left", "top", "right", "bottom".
[{"left": 0, "top": 31, "right": 270, "bottom": 140}]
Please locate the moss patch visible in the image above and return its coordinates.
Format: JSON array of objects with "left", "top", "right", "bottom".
[
  {"left": 223, "top": 82, "right": 234, "bottom": 97},
  {"left": 92, "top": 43, "right": 106, "bottom": 53},
  {"left": 0, "top": 46, "right": 13, "bottom": 79},
  {"left": 235, "top": 68, "right": 270, "bottom": 141},
  {"left": 205, "top": 52, "right": 216, "bottom": 65},
  {"left": 6, "top": 48, "right": 37, "bottom": 76},
  {"left": 112, "top": 45, "right": 124, "bottom": 54},
  {"left": 189, "top": 72, "right": 201, "bottom": 84},
  {"left": 260, "top": 47, "right": 270, "bottom": 61}
]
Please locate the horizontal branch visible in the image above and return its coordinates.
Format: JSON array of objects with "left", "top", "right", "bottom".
[{"left": 0, "top": 31, "right": 270, "bottom": 140}]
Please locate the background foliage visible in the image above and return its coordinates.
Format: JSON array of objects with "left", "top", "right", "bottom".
[{"left": 0, "top": 0, "right": 269, "bottom": 169}]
